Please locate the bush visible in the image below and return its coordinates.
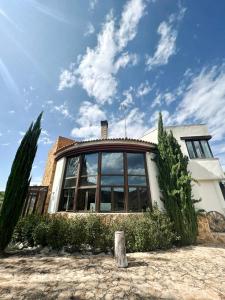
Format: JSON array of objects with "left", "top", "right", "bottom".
[
  {"left": 66, "top": 217, "right": 86, "bottom": 251},
  {"left": 85, "top": 214, "right": 110, "bottom": 251},
  {"left": 33, "top": 221, "right": 49, "bottom": 247},
  {"left": 45, "top": 217, "right": 69, "bottom": 250},
  {"left": 12, "top": 208, "right": 177, "bottom": 252},
  {"left": 13, "top": 214, "right": 46, "bottom": 246}
]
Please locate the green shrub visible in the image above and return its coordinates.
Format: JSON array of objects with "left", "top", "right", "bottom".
[
  {"left": 67, "top": 217, "right": 86, "bottom": 250},
  {"left": 85, "top": 214, "right": 109, "bottom": 251},
  {"left": 13, "top": 214, "right": 45, "bottom": 246},
  {"left": 12, "top": 207, "right": 177, "bottom": 252},
  {"left": 45, "top": 217, "right": 69, "bottom": 250},
  {"left": 33, "top": 221, "right": 49, "bottom": 247}
]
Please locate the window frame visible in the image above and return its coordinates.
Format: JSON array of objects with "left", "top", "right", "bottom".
[
  {"left": 58, "top": 151, "right": 152, "bottom": 213},
  {"left": 185, "top": 139, "right": 213, "bottom": 159}
]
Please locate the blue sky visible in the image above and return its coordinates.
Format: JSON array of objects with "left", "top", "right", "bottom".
[{"left": 1, "top": 0, "right": 225, "bottom": 190}]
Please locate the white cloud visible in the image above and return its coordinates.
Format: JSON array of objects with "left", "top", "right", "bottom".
[
  {"left": 0, "top": 133, "right": 2, "bottom": 137},
  {"left": 84, "top": 23, "right": 95, "bottom": 36},
  {"left": 110, "top": 108, "right": 148, "bottom": 138},
  {"left": 53, "top": 103, "right": 73, "bottom": 119},
  {"left": 71, "top": 101, "right": 106, "bottom": 139},
  {"left": 19, "top": 131, "right": 25, "bottom": 136},
  {"left": 114, "top": 52, "right": 138, "bottom": 72},
  {"left": 59, "top": 0, "right": 146, "bottom": 104},
  {"left": 89, "top": 0, "right": 98, "bottom": 10},
  {"left": 1, "top": 143, "right": 9, "bottom": 146},
  {"left": 116, "top": 0, "right": 146, "bottom": 50},
  {"left": 146, "top": 6, "right": 186, "bottom": 70},
  {"left": 175, "top": 64, "right": 225, "bottom": 141},
  {"left": 58, "top": 69, "right": 76, "bottom": 91},
  {"left": 150, "top": 109, "right": 173, "bottom": 127},
  {"left": 120, "top": 87, "right": 134, "bottom": 109},
  {"left": 8, "top": 110, "right": 15, "bottom": 114},
  {"left": 71, "top": 101, "right": 148, "bottom": 140},
  {"left": 136, "top": 80, "right": 151, "bottom": 97},
  {"left": 39, "top": 136, "right": 53, "bottom": 145}
]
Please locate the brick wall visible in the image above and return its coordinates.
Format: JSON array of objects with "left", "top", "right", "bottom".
[{"left": 42, "top": 136, "right": 75, "bottom": 213}]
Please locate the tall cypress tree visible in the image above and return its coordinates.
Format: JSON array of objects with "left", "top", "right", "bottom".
[
  {"left": 0, "top": 113, "right": 42, "bottom": 252},
  {"left": 156, "top": 112, "right": 197, "bottom": 245}
]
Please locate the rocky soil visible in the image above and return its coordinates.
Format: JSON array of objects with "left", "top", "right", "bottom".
[{"left": 0, "top": 245, "right": 225, "bottom": 299}]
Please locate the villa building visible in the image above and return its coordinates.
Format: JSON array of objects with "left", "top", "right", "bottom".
[{"left": 23, "top": 121, "right": 225, "bottom": 216}]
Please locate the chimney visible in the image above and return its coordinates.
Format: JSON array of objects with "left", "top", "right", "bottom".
[{"left": 101, "top": 120, "right": 108, "bottom": 139}]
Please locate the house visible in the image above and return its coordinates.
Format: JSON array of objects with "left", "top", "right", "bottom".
[{"left": 23, "top": 121, "right": 225, "bottom": 216}]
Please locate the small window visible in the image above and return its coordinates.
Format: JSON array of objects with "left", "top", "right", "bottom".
[
  {"left": 219, "top": 181, "right": 225, "bottom": 201},
  {"left": 186, "top": 139, "right": 213, "bottom": 159}
]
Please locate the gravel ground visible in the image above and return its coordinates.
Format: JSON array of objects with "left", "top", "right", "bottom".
[{"left": 0, "top": 245, "right": 225, "bottom": 299}]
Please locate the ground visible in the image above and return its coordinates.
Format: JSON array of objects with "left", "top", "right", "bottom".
[{"left": 0, "top": 245, "right": 225, "bottom": 300}]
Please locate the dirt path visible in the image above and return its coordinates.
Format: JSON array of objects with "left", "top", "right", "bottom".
[{"left": 0, "top": 245, "right": 225, "bottom": 299}]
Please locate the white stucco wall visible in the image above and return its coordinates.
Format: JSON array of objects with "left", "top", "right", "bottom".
[
  {"left": 146, "top": 152, "right": 163, "bottom": 209},
  {"left": 142, "top": 124, "right": 225, "bottom": 215},
  {"left": 192, "top": 180, "right": 225, "bottom": 214},
  {"left": 48, "top": 157, "right": 66, "bottom": 213}
]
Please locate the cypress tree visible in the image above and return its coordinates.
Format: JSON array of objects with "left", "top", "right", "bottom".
[
  {"left": 0, "top": 113, "right": 42, "bottom": 253},
  {"left": 156, "top": 112, "right": 197, "bottom": 245}
]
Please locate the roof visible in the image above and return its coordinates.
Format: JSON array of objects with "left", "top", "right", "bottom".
[{"left": 54, "top": 137, "right": 157, "bottom": 159}]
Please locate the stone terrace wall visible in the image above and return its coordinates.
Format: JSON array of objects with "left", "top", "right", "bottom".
[{"left": 197, "top": 215, "right": 225, "bottom": 245}]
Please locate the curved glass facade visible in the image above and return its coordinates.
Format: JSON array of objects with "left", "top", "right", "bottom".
[{"left": 59, "top": 151, "right": 150, "bottom": 213}]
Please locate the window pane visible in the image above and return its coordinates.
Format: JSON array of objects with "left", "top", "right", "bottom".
[
  {"left": 200, "top": 140, "right": 213, "bottom": 158},
  {"left": 186, "top": 141, "right": 196, "bottom": 159},
  {"left": 64, "top": 177, "right": 76, "bottom": 188},
  {"left": 60, "top": 189, "right": 75, "bottom": 211},
  {"left": 102, "top": 152, "right": 124, "bottom": 174},
  {"left": 77, "top": 189, "right": 96, "bottom": 211},
  {"left": 128, "top": 176, "right": 146, "bottom": 186},
  {"left": 139, "top": 187, "right": 149, "bottom": 212},
  {"left": 128, "top": 187, "right": 138, "bottom": 212},
  {"left": 194, "top": 141, "right": 204, "bottom": 158},
  {"left": 81, "top": 153, "right": 98, "bottom": 176},
  {"left": 127, "top": 153, "right": 145, "bottom": 175},
  {"left": 101, "top": 187, "right": 112, "bottom": 212},
  {"left": 65, "top": 157, "right": 79, "bottom": 177},
  {"left": 101, "top": 176, "right": 124, "bottom": 186},
  {"left": 80, "top": 176, "right": 97, "bottom": 186},
  {"left": 219, "top": 181, "right": 225, "bottom": 200},
  {"left": 114, "top": 187, "right": 124, "bottom": 211}
]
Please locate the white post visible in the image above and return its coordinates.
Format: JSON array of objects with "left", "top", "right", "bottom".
[{"left": 114, "top": 231, "right": 128, "bottom": 268}]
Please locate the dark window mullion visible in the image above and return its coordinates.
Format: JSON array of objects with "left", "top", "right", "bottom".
[
  {"left": 207, "top": 140, "right": 213, "bottom": 158},
  {"left": 124, "top": 152, "right": 128, "bottom": 212},
  {"left": 199, "top": 140, "right": 206, "bottom": 158},
  {"left": 191, "top": 141, "right": 198, "bottom": 158},
  {"left": 73, "top": 155, "right": 82, "bottom": 211},
  {"left": 96, "top": 152, "right": 101, "bottom": 212}
]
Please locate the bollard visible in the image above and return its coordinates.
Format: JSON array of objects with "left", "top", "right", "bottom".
[{"left": 114, "top": 231, "right": 128, "bottom": 268}]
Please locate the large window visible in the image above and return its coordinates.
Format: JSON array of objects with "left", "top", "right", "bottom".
[
  {"left": 186, "top": 140, "right": 213, "bottom": 159},
  {"left": 59, "top": 151, "right": 150, "bottom": 213}
]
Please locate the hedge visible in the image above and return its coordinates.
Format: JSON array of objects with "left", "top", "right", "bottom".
[{"left": 12, "top": 206, "right": 178, "bottom": 252}]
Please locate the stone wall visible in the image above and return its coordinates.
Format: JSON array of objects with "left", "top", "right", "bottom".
[
  {"left": 42, "top": 137, "right": 75, "bottom": 213},
  {"left": 197, "top": 215, "right": 225, "bottom": 245}
]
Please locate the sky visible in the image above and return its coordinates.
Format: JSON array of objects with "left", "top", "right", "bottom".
[{"left": 1, "top": 0, "right": 225, "bottom": 190}]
